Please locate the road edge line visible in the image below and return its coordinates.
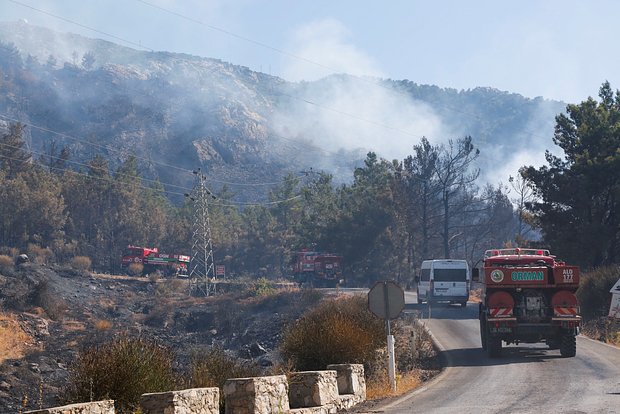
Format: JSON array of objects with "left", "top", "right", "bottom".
[
  {"left": 375, "top": 320, "right": 453, "bottom": 411},
  {"left": 578, "top": 333, "right": 620, "bottom": 350}
]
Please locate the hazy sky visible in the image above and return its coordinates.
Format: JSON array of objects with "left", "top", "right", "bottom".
[{"left": 2, "top": 0, "right": 620, "bottom": 103}]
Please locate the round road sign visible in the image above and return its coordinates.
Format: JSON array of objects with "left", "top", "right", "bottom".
[{"left": 368, "top": 281, "right": 405, "bottom": 319}]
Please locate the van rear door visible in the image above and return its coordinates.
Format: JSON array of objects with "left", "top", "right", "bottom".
[{"left": 431, "top": 261, "right": 469, "bottom": 300}]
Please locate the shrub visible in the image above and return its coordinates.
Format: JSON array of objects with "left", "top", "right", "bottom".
[
  {"left": 64, "top": 336, "right": 177, "bottom": 413},
  {"left": 250, "top": 277, "right": 275, "bottom": 297},
  {"left": 577, "top": 265, "right": 620, "bottom": 319},
  {"left": 32, "top": 280, "right": 67, "bottom": 320},
  {"left": 0, "top": 254, "right": 13, "bottom": 271},
  {"left": 127, "top": 263, "right": 144, "bottom": 276},
  {"left": 27, "top": 244, "right": 53, "bottom": 265},
  {"left": 70, "top": 256, "right": 92, "bottom": 271},
  {"left": 50, "top": 239, "right": 78, "bottom": 264},
  {"left": 280, "top": 295, "right": 385, "bottom": 372},
  {"left": 190, "top": 347, "right": 262, "bottom": 408},
  {"left": 94, "top": 320, "right": 112, "bottom": 330}
]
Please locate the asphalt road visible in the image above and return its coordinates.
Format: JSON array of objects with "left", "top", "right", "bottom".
[{"left": 378, "top": 291, "right": 620, "bottom": 414}]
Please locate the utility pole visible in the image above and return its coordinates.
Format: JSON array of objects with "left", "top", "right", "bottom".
[{"left": 186, "top": 168, "right": 216, "bottom": 296}]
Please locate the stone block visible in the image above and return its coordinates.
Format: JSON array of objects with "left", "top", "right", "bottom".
[
  {"left": 224, "top": 375, "right": 289, "bottom": 414},
  {"left": 288, "top": 371, "right": 338, "bottom": 408},
  {"left": 326, "top": 364, "right": 365, "bottom": 399},
  {"left": 24, "top": 400, "right": 115, "bottom": 414},
  {"left": 140, "top": 387, "right": 219, "bottom": 414}
]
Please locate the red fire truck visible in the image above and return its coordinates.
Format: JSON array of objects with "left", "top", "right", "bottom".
[
  {"left": 476, "top": 248, "right": 581, "bottom": 358},
  {"left": 293, "top": 250, "right": 344, "bottom": 287},
  {"left": 121, "top": 245, "right": 190, "bottom": 276}
]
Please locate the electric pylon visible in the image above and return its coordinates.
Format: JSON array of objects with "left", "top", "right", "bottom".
[{"left": 187, "top": 169, "right": 216, "bottom": 296}]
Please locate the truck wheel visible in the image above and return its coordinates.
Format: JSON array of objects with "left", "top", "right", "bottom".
[
  {"left": 487, "top": 336, "right": 502, "bottom": 358},
  {"left": 480, "top": 318, "right": 487, "bottom": 350},
  {"left": 560, "top": 335, "right": 576, "bottom": 357}
]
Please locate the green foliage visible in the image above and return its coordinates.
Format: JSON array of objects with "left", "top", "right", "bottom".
[
  {"left": 577, "top": 265, "right": 620, "bottom": 319},
  {"left": 280, "top": 295, "right": 385, "bottom": 371},
  {"left": 250, "top": 277, "right": 276, "bottom": 297},
  {"left": 65, "top": 336, "right": 177, "bottom": 413},
  {"left": 190, "top": 347, "right": 261, "bottom": 408},
  {"left": 522, "top": 82, "right": 620, "bottom": 267}
]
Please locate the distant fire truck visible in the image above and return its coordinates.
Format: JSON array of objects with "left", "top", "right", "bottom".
[
  {"left": 476, "top": 248, "right": 581, "bottom": 358},
  {"left": 293, "top": 250, "right": 343, "bottom": 287},
  {"left": 121, "top": 245, "right": 190, "bottom": 276}
]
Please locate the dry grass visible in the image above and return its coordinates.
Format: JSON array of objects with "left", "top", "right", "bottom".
[
  {"left": 95, "top": 320, "right": 113, "bottom": 330},
  {"left": 581, "top": 317, "right": 620, "bottom": 348},
  {"left": 62, "top": 320, "right": 86, "bottom": 332},
  {"left": 70, "top": 256, "right": 92, "bottom": 271},
  {"left": 0, "top": 312, "right": 32, "bottom": 364},
  {"left": 127, "top": 263, "right": 144, "bottom": 276},
  {"left": 0, "top": 254, "right": 13, "bottom": 269},
  {"left": 366, "top": 370, "right": 423, "bottom": 400}
]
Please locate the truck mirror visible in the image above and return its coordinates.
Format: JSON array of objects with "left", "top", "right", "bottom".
[{"left": 472, "top": 268, "right": 480, "bottom": 282}]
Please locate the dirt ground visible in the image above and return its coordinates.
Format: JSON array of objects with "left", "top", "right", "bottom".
[
  {"left": 0, "top": 263, "right": 325, "bottom": 412},
  {"left": 0, "top": 263, "right": 439, "bottom": 413}
]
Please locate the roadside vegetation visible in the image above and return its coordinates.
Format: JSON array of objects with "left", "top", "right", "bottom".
[
  {"left": 56, "top": 291, "right": 437, "bottom": 411},
  {"left": 578, "top": 266, "right": 620, "bottom": 346}
]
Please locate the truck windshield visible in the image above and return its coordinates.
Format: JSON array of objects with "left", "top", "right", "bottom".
[{"left": 434, "top": 268, "right": 467, "bottom": 282}]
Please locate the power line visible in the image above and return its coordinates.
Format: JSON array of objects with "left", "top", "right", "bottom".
[
  {"left": 7, "top": 0, "right": 506, "bottom": 145},
  {"left": 6, "top": 1, "right": 530, "bottom": 177},
  {"left": 7, "top": 0, "right": 155, "bottom": 52},
  {"left": 0, "top": 113, "right": 304, "bottom": 187},
  {"left": 0, "top": 150, "right": 306, "bottom": 207},
  {"left": 0, "top": 141, "right": 195, "bottom": 192}
]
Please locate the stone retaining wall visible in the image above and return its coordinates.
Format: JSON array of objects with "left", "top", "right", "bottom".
[
  {"left": 223, "top": 375, "right": 290, "bottom": 414},
  {"left": 24, "top": 400, "right": 115, "bottom": 414},
  {"left": 29, "top": 364, "right": 366, "bottom": 414},
  {"left": 140, "top": 387, "right": 219, "bottom": 414}
]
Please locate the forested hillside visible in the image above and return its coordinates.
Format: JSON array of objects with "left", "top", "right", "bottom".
[{"left": 1, "top": 21, "right": 617, "bottom": 283}]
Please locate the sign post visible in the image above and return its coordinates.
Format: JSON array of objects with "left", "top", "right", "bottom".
[
  {"left": 368, "top": 281, "right": 405, "bottom": 392},
  {"left": 609, "top": 278, "right": 620, "bottom": 318}
]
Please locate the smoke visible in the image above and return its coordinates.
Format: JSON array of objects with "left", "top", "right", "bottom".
[
  {"left": 280, "top": 18, "right": 384, "bottom": 82},
  {"left": 478, "top": 98, "right": 562, "bottom": 185},
  {"left": 270, "top": 18, "right": 452, "bottom": 176}
]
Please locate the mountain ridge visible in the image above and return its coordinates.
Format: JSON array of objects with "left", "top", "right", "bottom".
[{"left": 0, "top": 20, "right": 566, "bottom": 199}]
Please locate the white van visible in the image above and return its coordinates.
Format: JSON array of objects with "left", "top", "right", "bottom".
[{"left": 416, "top": 259, "right": 470, "bottom": 307}]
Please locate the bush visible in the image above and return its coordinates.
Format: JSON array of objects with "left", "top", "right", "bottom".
[
  {"left": 64, "top": 336, "right": 177, "bottom": 413},
  {"left": 577, "top": 265, "right": 620, "bottom": 319},
  {"left": 71, "top": 256, "right": 92, "bottom": 271},
  {"left": 127, "top": 263, "right": 144, "bottom": 276},
  {"left": 32, "top": 280, "right": 67, "bottom": 320},
  {"left": 250, "top": 277, "right": 275, "bottom": 297},
  {"left": 94, "top": 319, "right": 112, "bottom": 330},
  {"left": 0, "top": 254, "right": 13, "bottom": 271},
  {"left": 280, "top": 295, "right": 385, "bottom": 371},
  {"left": 27, "top": 244, "right": 53, "bottom": 265},
  {"left": 190, "top": 347, "right": 262, "bottom": 409}
]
